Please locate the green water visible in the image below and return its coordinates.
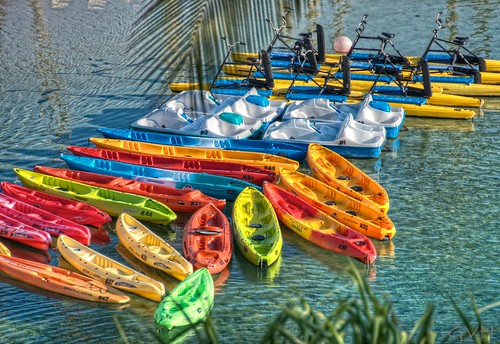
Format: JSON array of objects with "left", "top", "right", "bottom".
[{"left": 0, "top": 0, "right": 498, "bottom": 343}]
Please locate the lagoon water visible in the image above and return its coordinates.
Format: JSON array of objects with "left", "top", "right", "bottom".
[{"left": 0, "top": 0, "right": 498, "bottom": 343}]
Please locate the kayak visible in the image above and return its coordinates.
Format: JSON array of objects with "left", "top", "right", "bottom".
[
  {"left": 0, "top": 241, "right": 11, "bottom": 256},
  {"left": 154, "top": 267, "right": 214, "bottom": 330},
  {"left": 88, "top": 137, "right": 300, "bottom": 173},
  {"left": 307, "top": 143, "right": 390, "bottom": 213},
  {"left": 0, "top": 193, "right": 91, "bottom": 245},
  {"left": 67, "top": 145, "right": 277, "bottom": 187},
  {"left": 0, "top": 213, "right": 52, "bottom": 251},
  {"left": 57, "top": 234, "right": 166, "bottom": 302},
  {"left": 0, "top": 255, "right": 130, "bottom": 303},
  {"left": 97, "top": 128, "right": 307, "bottom": 162},
  {"left": 59, "top": 154, "right": 259, "bottom": 202},
  {"left": 0, "top": 181, "right": 111, "bottom": 227},
  {"left": 183, "top": 203, "right": 233, "bottom": 274},
  {"left": 14, "top": 168, "right": 177, "bottom": 226},
  {"left": 232, "top": 186, "right": 282, "bottom": 268},
  {"left": 263, "top": 182, "right": 377, "bottom": 264},
  {"left": 33, "top": 166, "right": 226, "bottom": 213},
  {"left": 115, "top": 213, "right": 193, "bottom": 281},
  {"left": 279, "top": 168, "right": 396, "bottom": 240}
]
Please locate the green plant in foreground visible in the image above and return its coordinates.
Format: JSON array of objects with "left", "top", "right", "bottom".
[
  {"left": 260, "top": 263, "right": 437, "bottom": 344},
  {"left": 117, "top": 262, "right": 497, "bottom": 344},
  {"left": 440, "top": 297, "right": 499, "bottom": 344}
]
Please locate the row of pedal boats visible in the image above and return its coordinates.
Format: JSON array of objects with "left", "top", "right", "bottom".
[
  {"left": 129, "top": 88, "right": 405, "bottom": 159},
  {"left": 0, "top": 139, "right": 394, "bottom": 330}
]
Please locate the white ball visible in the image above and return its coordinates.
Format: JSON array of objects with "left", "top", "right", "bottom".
[{"left": 333, "top": 36, "right": 353, "bottom": 54}]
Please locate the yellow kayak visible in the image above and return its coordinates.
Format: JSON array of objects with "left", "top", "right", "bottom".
[
  {"left": 390, "top": 103, "right": 475, "bottom": 119},
  {"left": 116, "top": 213, "right": 193, "bottom": 281},
  {"left": 89, "top": 138, "right": 300, "bottom": 173},
  {"left": 279, "top": 168, "right": 396, "bottom": 240},
  {"left": 232, "top": 186, "right": 282, "bottom": 268},
  {"left": 57, "top": 234, "right": 166, "bottom": 302},
  {"left": 307, "top": 143, "right": 390, "bottom": 213},
  {"left": 0, "top": 241, "right": 11, "bottom": 256}
]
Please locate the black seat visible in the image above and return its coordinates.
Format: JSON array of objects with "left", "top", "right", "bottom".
[
  {"left": 453, "top": 36, "right": 469, "bottom": 45},
  {"left": 299, "top": 32, "right": 312, "bottom": 39},
  {"left": 381, "top": 32, "right": 395, "bottom": 39}
]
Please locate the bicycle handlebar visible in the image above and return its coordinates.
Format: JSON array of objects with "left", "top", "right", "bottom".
[{"left": 222, "top": 36, "right": 246, "bottom": 49}]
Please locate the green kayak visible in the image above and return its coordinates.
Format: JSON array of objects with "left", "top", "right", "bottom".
[
  {"left": 154, "top": 268, "right": 214, "bottom": 330},
  {"left": 13, "top": 168, "right": 177, "bottom": 225}
]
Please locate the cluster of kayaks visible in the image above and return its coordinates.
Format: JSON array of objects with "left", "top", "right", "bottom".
[
  {"left": 0, "top": 123, "right": 397, "bottom": 330},
  {"left": 2, "top": 11, "right": 498, "bottom": 335}
]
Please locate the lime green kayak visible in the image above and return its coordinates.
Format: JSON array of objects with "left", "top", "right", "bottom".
[
  {"left": 232, "top": 186, "right": 282, "bottom": 268},
  {"left": 14, "top": 168, "right": 177, "bottom": 225},
  {"left": 154, "top": 268, "right": 214, "bottom": 330}
]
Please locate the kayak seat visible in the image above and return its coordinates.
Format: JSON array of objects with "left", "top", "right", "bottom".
[
  {"left": 207, "top": 237, "right": 222, "bottom": 250},
  {"left": 307, "top": 218, "right": 324, "bottom": 229}
]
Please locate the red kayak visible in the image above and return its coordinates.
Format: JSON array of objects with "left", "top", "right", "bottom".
[
  {"left": 183, "top": 203, "right": 233, "bottom": 274},
  {"left": 0, "top": 182, "right": 111, "bottom": 227},
  {"left": 0, "top": 213, "right": 52, "bottom": 251},
  {"left": 33, "top": 166, "right": 226, "bottom": 213},
  {"left": 0, "top": 193, "right": 91, "bottom": 245},
  {"left": 67, "top": 145, "right": 277, "bottom": 186},
  {"left": 263, "top": 182, "right": 377, "bottom": 265}
]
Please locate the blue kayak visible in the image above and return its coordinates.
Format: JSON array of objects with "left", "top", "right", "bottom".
[
  {"left": 97, "top": 128, "right": 307, "bottom": 162},
  {"left": 60, "top": 154, "right": 260, "bottom": 201}
]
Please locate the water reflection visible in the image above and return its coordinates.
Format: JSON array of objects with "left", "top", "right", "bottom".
[
  {"left": 115, "top": 243, "right": 180, "bottom": 292},
  {"left": 404, "top": 117, "right": 475, "bottom": 131},
  {"left": 30, "top": 0, "right": 70, "bottom": 146},
  {"left": 234, "top": 248, "right": 282, "bottom": 284},
  {"left": 0, "top": 238, "right": 51, "bottom": 264}
]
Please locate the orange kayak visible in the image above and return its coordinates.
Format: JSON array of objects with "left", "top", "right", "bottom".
[
  {"left": 0, "top": 255, "right": 130, "bottom": 303},
  {"left": 182, "top": 203, "right": 233, "bottom": 274}
]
